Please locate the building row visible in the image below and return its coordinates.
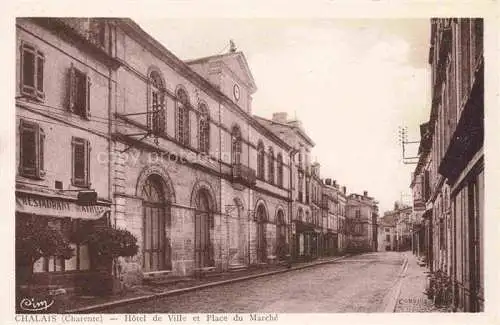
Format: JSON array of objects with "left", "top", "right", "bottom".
[
  {"left": 409, "top": 18, "right": 483, "bottom": 312},
  {"left": 15, "top": 18, "right": 379, "bottom": 292},
  {"left": 377, "top": 202, "right": 412, "bottom": 252}
]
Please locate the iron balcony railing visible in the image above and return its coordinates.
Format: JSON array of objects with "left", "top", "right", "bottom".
[{"left": 232, "top": 164, "right": 256, "bottom": 187}]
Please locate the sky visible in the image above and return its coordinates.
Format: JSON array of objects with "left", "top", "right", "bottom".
[{"left": 133, "top": 18, "right": 431, "bottom": 214}]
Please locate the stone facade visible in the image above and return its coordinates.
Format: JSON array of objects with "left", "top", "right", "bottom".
[
  {"left": 15, "top": 18, "right": 380, "bottom": 292},
  {"left": 346, "top": 192, "right": 379, "bottom": 252}
]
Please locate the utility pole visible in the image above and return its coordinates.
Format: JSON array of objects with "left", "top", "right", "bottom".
[{"left": 398, "top": 126, "right": 419, "bottom": 165}]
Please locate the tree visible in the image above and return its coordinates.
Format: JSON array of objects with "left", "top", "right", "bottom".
[
  {"left": 79, "top": 227, "right": 138, "bottom": 296},
  {"left": 16, "top": 215, "right": 74, "bottom": 284}
]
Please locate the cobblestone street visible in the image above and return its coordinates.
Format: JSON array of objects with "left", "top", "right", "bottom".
[{"left": 104, "top": 252, "right": 405, "bottom": 313}]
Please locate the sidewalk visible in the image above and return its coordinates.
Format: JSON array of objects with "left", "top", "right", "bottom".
[
  {"left": 394, "top": 253, "right": 448, "bottom": 312},
  {"left": 57, "top": 255, "right": 346, "bottom": 313}
]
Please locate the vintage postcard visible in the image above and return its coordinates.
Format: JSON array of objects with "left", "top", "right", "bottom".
[{"left": 4, "top": 1, "right": 498, "bottom": 324}]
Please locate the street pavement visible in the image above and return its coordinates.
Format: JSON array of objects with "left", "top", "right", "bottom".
[{"left": 103, "top": 252, "right": 405, "bottom": 313}]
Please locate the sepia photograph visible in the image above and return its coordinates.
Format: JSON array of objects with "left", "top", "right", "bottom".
[{"left": 12, "top": 12, "right": 487, "bottom": 320}]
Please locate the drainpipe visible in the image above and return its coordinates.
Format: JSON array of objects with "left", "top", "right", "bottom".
[
  {"left": 288, "top": 149, "right": 298, "bottom": 262},
  {"left": 218, "top": 98, "right": 223, "bottom": 271},
  {"left": 107, "top": 23, "right": 114, "bottom": 227},
  {"left": 247, "top": 124, "right": 251, "bottom": 266}
]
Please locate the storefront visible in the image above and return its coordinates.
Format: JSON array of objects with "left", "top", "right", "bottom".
[
  {"left": 325, "top": 231, "right": 338, "bottom": 256},
  {"left": 15, "top": 191, "right": 111, "bottom": 289},
  {"left": 293, "top": 221, "right": 319, "bottom": 260}
]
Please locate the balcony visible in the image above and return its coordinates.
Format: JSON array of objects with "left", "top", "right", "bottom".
[{"left": 232, "top": 164, "right": 256, "bottom": 187}]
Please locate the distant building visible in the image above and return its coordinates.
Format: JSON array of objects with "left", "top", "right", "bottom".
[
  {"left": 377, "top": 214, "right": 396, "bottom": 252},
  {"left": 382, "top": 202, "right": 412, "bottom": 251},
  {"left": 321, "top": 179, "right": 348, "bottom": 255},
  {"left": 346, "top": 192, "right": 379, "bottom": 252}
]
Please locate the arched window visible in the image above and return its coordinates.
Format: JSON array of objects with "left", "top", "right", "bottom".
[
  {"left": 231, "top": 125, "right": 242, "bottom": 165},
  {"left": 276, "top": 153, "right": 283, "bottom": 187},
  {"left": 198, "top": 103, "right": 210, "bottom": 153},
  {"left": 298, "top": 208, "right": 304, "bottom": 222},
  {"left": 268, "top": 147, "right": 274, "bottom": 184},
  {"left": 176, "top": 87, "right": 190, "bottom": 146},
  {"left": 149, "top": 70, "right": 165, "bottom": 134},
  {"left": 257, "top": 141, "right": 265, "bottom": 180}
]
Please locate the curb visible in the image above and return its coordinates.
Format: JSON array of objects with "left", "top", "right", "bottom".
[
  {"left": 381, "top": 254, "right": 409, "bottom": 313},
  {"left": 66, "top": 255, "right": 348, "bottom": 313}
]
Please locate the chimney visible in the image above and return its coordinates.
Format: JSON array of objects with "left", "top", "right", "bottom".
[
  {"left": 325, "top": 178, "right": 332, "bottom": 186},
  {"left": 364, "top": 191, "right": 368, "bottom": 197},
  {"left": 272, "top": 112, "right": 288, "bottom": 124},
  {"left": 342, "top": 186, "right": 346, "bottom": 194}
]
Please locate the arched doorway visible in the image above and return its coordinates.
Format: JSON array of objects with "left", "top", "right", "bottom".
[
  {"left": 229, "top": 198, "right": 245, "bottom": 266},
  {"left": 141, "top": 174, "right": 170, "bottom": 272},
  {"left": 256, "top": 204, "right": 267, "bottom": 263},
  {"left": 276, "top": 210, "right": 287, "bottom": 259},
  {"left": 194, "top": 189, "right": 214, "bottom": 269}
]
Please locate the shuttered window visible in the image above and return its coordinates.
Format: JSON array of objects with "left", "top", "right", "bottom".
[
  {"left": 148, "top": 70, "right": 166, "bottom": 135},
  {"left": 19, "top": 119, "right": 45, "bottom": 179},
  {"left": 268, "top": 147, "right": 274, "bottom": 184},
  {"left": 72, "top": 137, "right": 91, "bottom": 187},
  {"left": 176, "top": 88, "right": 190, "bottom": 146},
  {"left": 277, "top": 153, "right": 283, "bottom": 187},
  {"left": 257, "top": 141, "right": 265, "bottom": 179},
  {"left": 68, "top": 64, "right": 91, "bottom": 119},
  {"left": 20, "top": 42, "right": 45, "bottom": 101},
  {"left": 198, "top": 103, "right": 210, "bottom": 153}
]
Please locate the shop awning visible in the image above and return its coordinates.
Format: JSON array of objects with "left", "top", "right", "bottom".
[{"left": 16, "top": 192, "right": 110, "bottom": 220}]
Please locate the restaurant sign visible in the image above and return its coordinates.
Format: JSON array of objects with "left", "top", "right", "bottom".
[{"left": 16, "top": 193, "right": 110, "bottom": 220}]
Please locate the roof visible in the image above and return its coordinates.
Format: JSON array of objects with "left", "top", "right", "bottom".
[
  {"left": 379, "top": 213, "right": 396, "bottom": 227},
  {"left": 253, "top": 115, "right": 315, "bottom": 147}
]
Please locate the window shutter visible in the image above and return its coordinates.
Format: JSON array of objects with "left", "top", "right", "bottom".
[
  {"left": 184, "top": 108, "right": 190, "bottom": 146},
  {"left": 19, "top": 120, "right": 37, "bottom": 177},
  {"left": 36, "top": 51, "right": 45, "bottom": 100},
  {"left": 159, "top": 107, "right": 166, "bottom": 134},
  {"left": 38, "top": 127, "right": 46, "bottom": 178},
  {"left": 205, "top": 120, "right": 210, "bottom": 153},
  {"left": 209, "top": 213, "right": 214, "bottom": 229},
  {"left": 159, "top": 92, "right": 166, "bottom": 134},
  {"left": 147, "top": 82, "right": 152, "bottom": 131},
  {"left": 20, "top": 43, "right": 36, "bottom": 97},
  {"left": 68, "top": 64, "right": 76, "bottom": 112},
  {"left": 176, "top": 105, "right": 182, "bottom": 142},
  {"left": 85, "top": 139, "right": 91, "bottom": 187},
  {"left": 199, "top": 118, "right": 204, "bottom": 152},
  {"left": 84, "top": 75, "right": 91, "bottom": 120},
  {"left": 72, "top": 137, "right": 86, "bottom": 186}
]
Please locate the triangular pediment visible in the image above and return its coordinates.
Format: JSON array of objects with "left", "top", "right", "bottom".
[
  {"left": 219, "top": 52, "right": 257, "bottom": 93},
  {"left": 186, "top": 51, "right": 257, "bottom": 94}
]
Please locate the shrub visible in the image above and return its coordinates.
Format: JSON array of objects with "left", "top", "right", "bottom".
[{"left": 83, "top": 227, "right": 138, "bottom": 259}]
